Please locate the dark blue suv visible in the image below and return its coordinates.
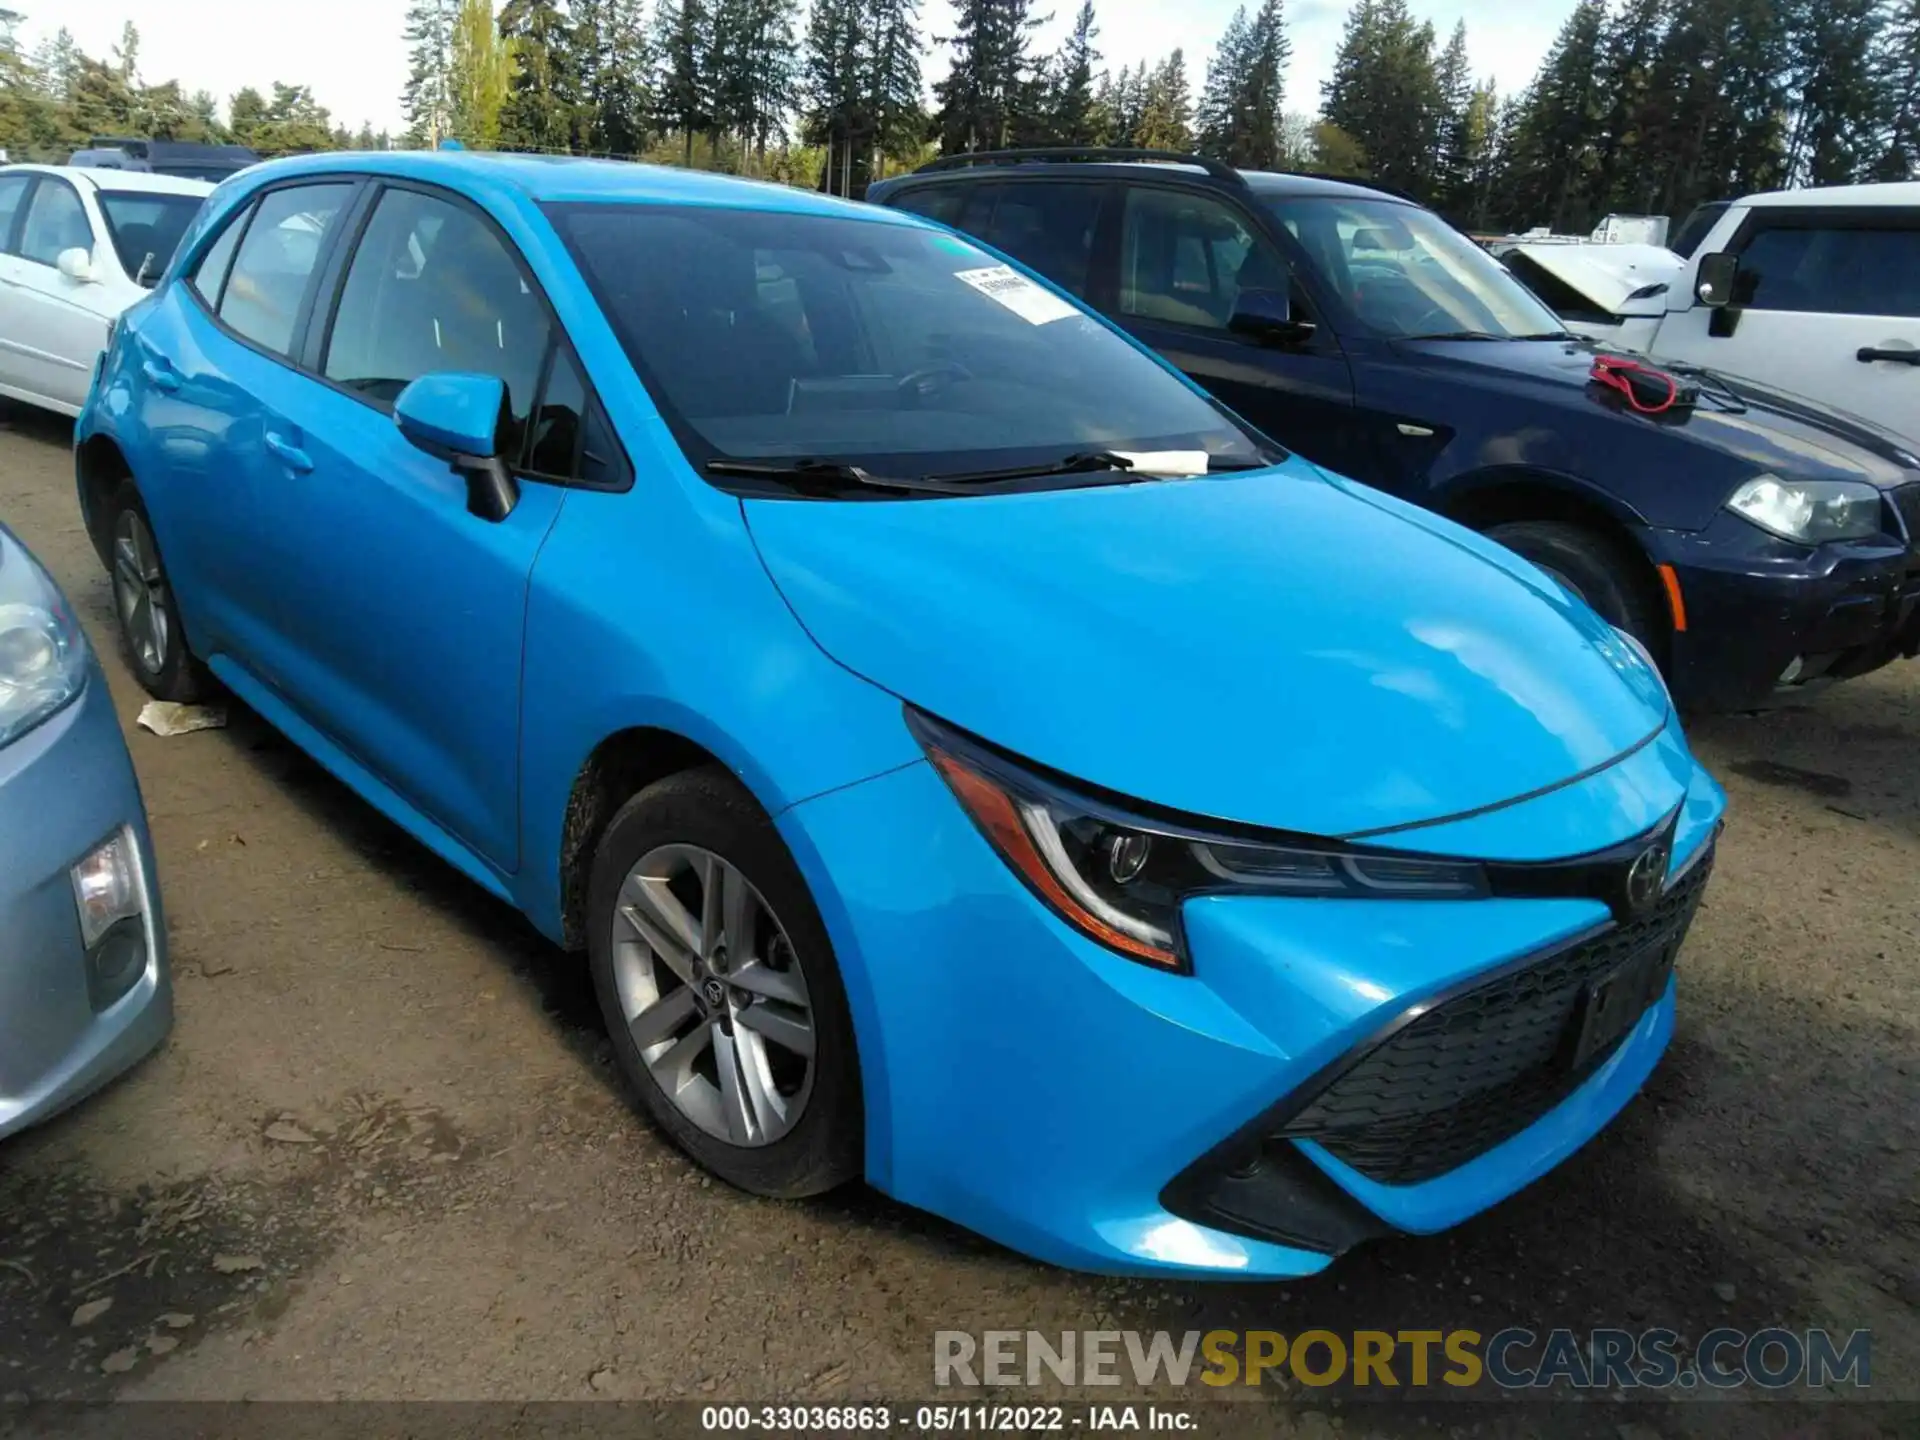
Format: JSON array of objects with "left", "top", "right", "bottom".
[{"left": 870, "top": 149, "right": 1920, "bottom": 711}]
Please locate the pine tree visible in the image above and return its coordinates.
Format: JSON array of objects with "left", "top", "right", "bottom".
[
  {"left": 867, "top": 0, "right": 927, "bottom": 173},
  {"left": 1051, "top": 2, "right": 1100, "bottom": 145},
  {"left": 1233, "top": 0, "right": 1290, "bottom": 168},
  {"left": 451, "top": 0, "right": 516, "bottom": 147},
  {"left": 1784, "top": 0, "right": 1881, "bottom": 184},
  {"left": 1322, "top": 0, "right": 1439, "bottom": 196},
  {"left": 1136, "top": 52, "right": 1193, "bottom": 151},
  {"left": 499, "top": 0, "right": 581, "bottom": 152},
  {"left": 801, "top": 0, "right": 863, "bottom": 191},
  {"left": 579, "top": 0, "right": 651, "bottom": 153},
  {"left": 1500, "top": 0, "right": 1607, "bottom": 229},
  {"left": 933, "top": 0, "right": 1045, "bottom": 152},
  {"left": 402, "top": 0, "right": 457, "bottom": 146},
  {"left": 652, "top": 0, "right": 714, "bottom": 163},
  {"left": 1196, "top": 7, "right": 1250, "bottom": 156},
  {"left": 1431, "top": 21, "right": 1472, "bottom": 217},
  {"left": 1879, "top": 0, "right": 1920, "bottom": 179},
  {"left": 709, "top": 0, "right": 798, "bottom": 162}
]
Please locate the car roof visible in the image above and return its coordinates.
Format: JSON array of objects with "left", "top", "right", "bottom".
[
  {"left": 1737, "top": 180, "right": 1920, "bottom": 209},
  {"left": 227, "top": 150, "right": 914, "bottom": 223},
  {"left": 877, "top": 159, "right": 1403, "bottom": 206},
  {"left": 3, "top": 163, "right": 213, "bottom": 196}
]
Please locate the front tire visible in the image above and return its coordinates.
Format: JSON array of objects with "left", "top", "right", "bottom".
[
  {"left": 1484, "top": 519, "right": 1662, "bottom": 651},
  {"left": 107, "top": 481, "right": 208, "bottom": 703},
  {"left": 586, "top": 766, "right": 863, "bottom": 1198}
]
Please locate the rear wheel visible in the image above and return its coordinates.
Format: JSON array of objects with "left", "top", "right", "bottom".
[
  {"left": 108, "top": 482, "right": 208, "bottom": 703},
  {"left": 586, "top": 766, "right": 863, "bottom": 1198},
  {"left": 1485, "top": 519, "right": 1663, "bottom": 650}
]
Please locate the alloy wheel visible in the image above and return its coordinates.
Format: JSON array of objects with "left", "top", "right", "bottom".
[
  {"left": 112, "top": 510, "right": 171, "bottom": 676},
  {"left": 610, "top": 843, "right": 817, "bottom": 1147}
]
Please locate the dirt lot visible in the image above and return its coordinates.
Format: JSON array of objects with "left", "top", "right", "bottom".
[{"left": 0, "top": 405, "right": 1916, "bottom": 1437}]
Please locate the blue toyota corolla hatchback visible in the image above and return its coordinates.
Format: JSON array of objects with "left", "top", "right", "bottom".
[{"left": 76, "top": 152, "right": 1725, "bottom": 1278}]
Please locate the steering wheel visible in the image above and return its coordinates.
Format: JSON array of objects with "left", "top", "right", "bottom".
[{"left": 896, "top": 361, "right": 973, "bottom": 405}]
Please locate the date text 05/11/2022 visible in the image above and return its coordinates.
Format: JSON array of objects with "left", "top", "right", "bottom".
[{"left": 699, "top": 1405, "right": 1199, "bottom": 1432}]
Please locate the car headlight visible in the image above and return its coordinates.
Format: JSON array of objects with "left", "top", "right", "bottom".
[
  {"left": 0, "top": 533, "right": 89, "bottom": 748},
  {"left": 908, "top": 710, "right": 1486, "bottom": 972},
  {"left": 1726, "top": 474, "right": 1883, "bottom": 544}
]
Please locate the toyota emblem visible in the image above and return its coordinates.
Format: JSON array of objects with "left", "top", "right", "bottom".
[{"left": 1625, "top": 842, "right": 1668, "bottom": 913}]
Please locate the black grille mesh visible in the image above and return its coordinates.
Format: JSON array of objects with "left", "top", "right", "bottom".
[{"left": 1280, "top": 848, "right": 1714, "bottom": 1185}]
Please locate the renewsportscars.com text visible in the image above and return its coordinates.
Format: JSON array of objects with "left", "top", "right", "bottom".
[{"left": 933, "top": 1327, "right": 1871, "bottom": 1392}]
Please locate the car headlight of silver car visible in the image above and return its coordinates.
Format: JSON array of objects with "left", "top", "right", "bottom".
[
  {"left": 0, "top": 536, "right": 89, "bottom": 748},
  {"left": 1726, "top": 474, "right": 1883, "bottom": 544},
  {"left": 907, "top": 709, "right": 1487, "bottom": 972}
]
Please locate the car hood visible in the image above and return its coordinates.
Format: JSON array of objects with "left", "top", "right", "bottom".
[
  {"left": 1506, "top": 241, "right": 1685, "bottom": 317},
  {"left": 1399, "top": 337, "right": 1919, "bottom": 487},
  {"left": 744, "top": 462, "right": 1671, "bottom": 839}
]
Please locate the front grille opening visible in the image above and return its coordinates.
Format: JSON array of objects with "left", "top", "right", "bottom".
[{"left": 1278, "top": 848, "right": 1714, "bottom": 1186}]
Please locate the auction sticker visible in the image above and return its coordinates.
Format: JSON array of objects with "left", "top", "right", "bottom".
[{"left": 955, "top": 265, "right": 1079, "bottom": 325}]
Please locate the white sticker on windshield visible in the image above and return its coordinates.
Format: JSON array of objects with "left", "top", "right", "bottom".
[{"left": 955, "top": 265, "right": 1079, "bottom": 325}]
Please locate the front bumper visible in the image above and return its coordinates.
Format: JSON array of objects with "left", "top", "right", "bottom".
[
  {"left": 0, "top": 664, "right": 170, "bottom": 1140},
  {"left": 779, "top": 722, "right": 1725, "bottom": 1279},
  {"left": 1649, "top": 502, "right": 1920, "bottom": 711}
]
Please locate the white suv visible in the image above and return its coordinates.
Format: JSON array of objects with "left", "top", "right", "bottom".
[{"left": 1508, "top": 181, "right": 1920, "bottom": 443}]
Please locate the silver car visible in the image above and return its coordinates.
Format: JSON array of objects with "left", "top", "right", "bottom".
[{"left": 0, "top": 520, "right": 168, "bottom": 1138}]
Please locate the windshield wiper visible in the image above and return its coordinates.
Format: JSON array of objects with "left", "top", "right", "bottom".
[
  {"left": 1404, "top": 330, "right": 1507, "bottom": 341},
  {"left": 1514, "top": 330, "right": 1582, "bottom": 341},
  {"left": 704, "top": 457, "right": 970, "bottom": 496},
  {"left": 924, "top": 450, "right": 1141, "bottom": 486}
]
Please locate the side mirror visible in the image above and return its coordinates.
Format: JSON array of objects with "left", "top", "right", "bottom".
[
  {"left": 56, "top": 247, "right": 96, "bottom": 284},
  {"left": 393, "top": 372, "right": 520, "bottom": 522},
  {"left": 1695, "top": 251, "right": 1738, "bottom": 308},
  {"left": 1229, "top": 287, "right": 1315, "bottom": 346}
]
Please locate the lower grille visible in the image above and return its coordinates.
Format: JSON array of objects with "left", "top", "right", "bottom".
[{"left": 1279, "top": 846, "right": 1714, "bottom": 1185}]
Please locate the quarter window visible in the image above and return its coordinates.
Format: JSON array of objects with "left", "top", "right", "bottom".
[
  {"left": 189, "top": 209, "right": 246, "bottom": 307},
  {"left": 324, "top": 187, "right": 551, "bottom": 453},
  {"left": 982, "top": 183, "right": 1103, "bottom": 297},
  {"left": 1119, "top": 189, "right": 1287, "bottom": 331},
  {"left": 19, "top": 180, "right": 91, "bottom": 267},
  {"left": 525, "top": 347, "right": 586, "bottom": 478},
  {"left": 218, "top": 183, "right": 354, "bottom": 356},
  {"left": 1735, "top": 221, "right": 1920, "bottom": 318}
]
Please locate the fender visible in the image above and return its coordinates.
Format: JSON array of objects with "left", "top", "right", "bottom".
[{"left": 1433, "top": 462, "right": 1656, "bottom": 533}]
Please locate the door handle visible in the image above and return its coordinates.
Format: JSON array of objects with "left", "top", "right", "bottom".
[
  {"left": 141, "top": 357, "right": 181, "bottom": 391},
  {"left": 263, "top": 430, "right": 314, "bottom": 473},
  {"left": 1856, "top": 347, "right": 1920, "bottom": 366}
]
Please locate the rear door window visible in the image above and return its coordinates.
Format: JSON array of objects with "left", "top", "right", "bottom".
[
  {"left": 217, "top": 183, "right": 354, "bottom": 356},
  {"left": 0, "top": 175, "right": 32, "bottom": 253},
  {"left": 981, "top": 182, "right": 1104, "bottom": 297},
  {"left": 19, "top": 180, "right": 92, "bottom": 266},
  {"left": 1736, "top": 219, "right": 1920, "bottom": 318}
]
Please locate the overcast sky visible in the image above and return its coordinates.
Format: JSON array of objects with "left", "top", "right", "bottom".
[{"left": 25, "top": 0, "right": 1569, "bottom": 138}]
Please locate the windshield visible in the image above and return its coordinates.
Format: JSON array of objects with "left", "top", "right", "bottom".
[
  {"left": 550, "top": 203, "right": 1271, "bottom": 484},
  {"left": 97, "top": 191, "right": 204, "bottom": 286},
  {"left": 1266, "top": 195, "right": 1563, "bottom": 340}
]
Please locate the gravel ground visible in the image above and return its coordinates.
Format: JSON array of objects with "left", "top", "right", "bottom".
[{"left": 0, "top": 406, "right": 1915, "bottom": 1438}]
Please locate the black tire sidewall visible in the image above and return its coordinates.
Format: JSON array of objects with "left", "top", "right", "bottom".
[
  {"left": 586, "top": 766, "right": 863, "bottom": 1198},
  {"left": 1486, "top": 520, "right": 1660, "bottom": 649},
  {"left": 108, "top": 481, "right": 204, "bottom": 703}
]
